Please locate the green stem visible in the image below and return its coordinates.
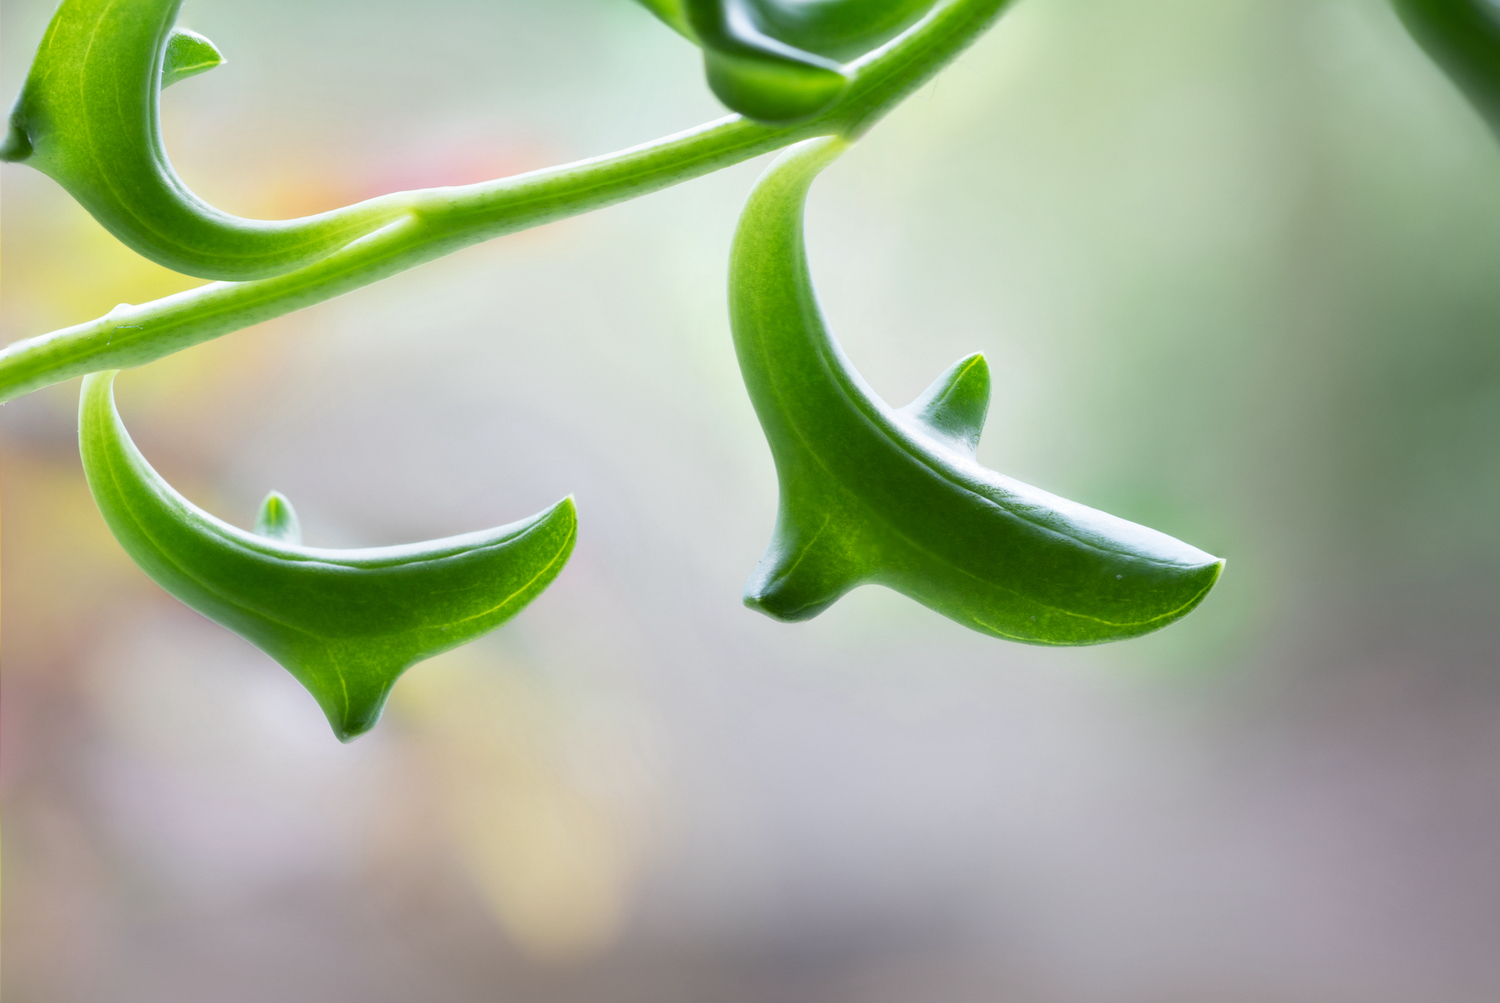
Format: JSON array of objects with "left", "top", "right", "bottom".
[{"left": 0, "top": 0, "right": 1014, "bottom": 403}]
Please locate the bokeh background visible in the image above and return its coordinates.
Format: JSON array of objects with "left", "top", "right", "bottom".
[{"left": 5, "top": 0, "right": 1500, "bottom": 999}]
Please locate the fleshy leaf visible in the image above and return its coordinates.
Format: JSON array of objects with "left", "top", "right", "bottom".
[
  {"left": 2, "top": 0, "right": 410, "bottom": 279},
  {"left": 636, "top": 0, "right": 940, "bottom": 122},
  {"left": 688, "top": 0, "right": 850, "bottom": 122},
  {"left": 730, "top": 138, "right": 1224, "bottom": 643},
  {"left": 79, "top": 372, "right": 578, "bottom": 740}
]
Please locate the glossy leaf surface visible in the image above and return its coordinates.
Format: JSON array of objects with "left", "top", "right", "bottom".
[
  {"left": 79, "top": 372, "right": 578, "bottom": 739},
  {"left": 735, "top": 0, "right": 940, "bottom": 61},
  {"left": 161, "top": 27, "right": 225, "bottom": 89},
  {"left": 639, "top": 0, "right": 939, "bottom": 121},
  {"left": 730, "top": 139, "right": 1224, "bottom": 644},
  {"left": 1, "top": 0, "right": 413, "bottom": 280},
  {"left": 1393, "top": 0, "right": 1500, "bottom": 136}
]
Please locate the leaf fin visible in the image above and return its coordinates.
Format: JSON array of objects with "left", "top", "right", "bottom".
[
  {"left": 78, "top": 371, "right": 578, "bottom": 741},
  {"left": 254, "top": 490, "right": 302, "bottom": 545},
  {"left": 897, "top": 351, "right": 991, "bottom": 456},
  {"left": 729, "top": 139, "right": 1226, "bottom": 646}
]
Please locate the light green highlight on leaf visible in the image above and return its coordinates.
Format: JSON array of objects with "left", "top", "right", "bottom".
[
  {"left": 687, "top": 0, "right": 851, "bottom": 122},
  {"left": 729, "top": 138, "right": 1225, "bottom": 644},
  {"left": 79, "top": 371, "right": 578, "bottom": 740}
]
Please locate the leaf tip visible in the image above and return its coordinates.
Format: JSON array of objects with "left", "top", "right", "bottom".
[
  {"left": 0, "top": 118, "right": 32, "bottom": 162},
  {"left": 548, "top": 494, "right": 581, "bottom": 548},
  {"left": 331, "top": 713, "right": 378, "bottom": 744},
  {"left": 742, "top": 587, "right": 832, "bottom": 622},
  {"left": 900, "top": 351, "right": 992, "bottom": 454},
  {"left": 254, "top": 490, "right": 303, "bottom": 545}
]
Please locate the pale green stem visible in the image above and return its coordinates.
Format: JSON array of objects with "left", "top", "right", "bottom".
[{"left": 0, "top": 0, "right": 1013, "bottom": 402}]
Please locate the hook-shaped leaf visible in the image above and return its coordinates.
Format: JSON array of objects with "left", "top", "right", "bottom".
[
  {"left": 2, "top": 0, "right": 412, "bottom": 280},
  {"left": 637, "top": 0, "right": 938, "bottom": 122},
  {"left": 730, "top": 138, "right": 1224, "bottom": 644},
  {"left": 1393, "top": 0, "right": 1500, "bottom": 138},
  {"left": 79, "top": 372, "right": 578, "bottom": 739}
]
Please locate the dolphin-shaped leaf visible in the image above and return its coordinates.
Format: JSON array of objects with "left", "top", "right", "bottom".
[
  {"left": 1, "top": 0, "right": 411, "bottom": 280},
  {"left": 1393, "top": 0, "right": 1500, "bottom": 138},
  {"left": 730, "top": 138, "right": 1224, "bottom": 644},
  {"left": 636, "top": 0, "right": 938, "bottom": 122},
  {"left": 79, "top": 372, "right": 578, "bottom": 739}
]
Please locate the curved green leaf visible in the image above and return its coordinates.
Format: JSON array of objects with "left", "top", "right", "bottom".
[
  {"left": 79, "top": 371, "right": 578, "bottom": 739},
  {"left": 1393, "top": 0, "right": 1500, "bottom": 137},
  {"left": 1, "top": 0, "right": 413, "bottom": 280},
  {"left": 730, "top": 138, "right": 1224, "bottom": 644}
]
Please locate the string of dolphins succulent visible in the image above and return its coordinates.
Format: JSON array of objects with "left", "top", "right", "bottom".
[
  {"left": 729, "top": 139, "right": 1223, "bottom": 641},
  {"left": 80, "top": 372, "right": 577, "bottom": 740},
  {"left": 3, "top": 0, "right": 1241, "bottom": 738},
  {"left": 0, "top": 0, "right": 1015, "bottom": 401}
]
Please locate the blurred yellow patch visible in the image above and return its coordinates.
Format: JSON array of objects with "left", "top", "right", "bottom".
[
  {"left": 0, "top": 447, "right": 151, "bottom": 669},
  {"left": 391, "top": 650, "right": 660, "bottom": 962}
]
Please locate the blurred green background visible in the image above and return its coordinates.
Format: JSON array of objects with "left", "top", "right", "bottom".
[{"left": 5, "top": 0, "right": 1500, "bottom": 1000}]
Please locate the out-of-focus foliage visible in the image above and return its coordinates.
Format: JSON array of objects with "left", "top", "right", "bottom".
[{"left": 1393, "top": 0, "right": 1500, "bottom": 135}]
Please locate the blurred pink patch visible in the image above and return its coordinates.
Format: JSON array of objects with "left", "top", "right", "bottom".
[{"left": 359, "top": 127, "right": 560, "bottom": 199}]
